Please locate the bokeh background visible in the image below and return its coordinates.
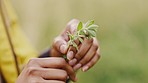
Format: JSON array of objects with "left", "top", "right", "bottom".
[{"left": 11, "top": 0, "right": 148, "bottom": 83}]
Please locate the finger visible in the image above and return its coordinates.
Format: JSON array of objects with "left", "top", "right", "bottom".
[
  {"left": 77, "top": 43, "right": 98, "bottom": 70},
  {"left": 43, "top": 80, "right": 65, "bottom": 83},
  {"left": 73, "top": 63, "right": 82, "bottom": 71},
  {"left": 53, "top": 36, "right": 68, "bottom": 54},
  {"left": 71, "top": 45, "right": 82, "bottom": 67},
  {"left": 82, "top": 52, "right": 101, "bottom": 72},
  {"left": 67, "top": 46, "right": 76, "bottom": 60},
  {"left": 27, "top": 58, "right": 76, "bottom": 82},
  {"left": 67, "top": 38, "right": 80, "bottom": 60},
  {"left": 64, "top": 63, "right": 77, "bottom": 82},
  {"left": 34, "top": 68, "right": 68, "bottom": 81},
  {"left": 68, "top": 58, "right": 77, "bottom": 66},
  {"left": 75, "top": 38, "right": 93, "bottom": 61}
]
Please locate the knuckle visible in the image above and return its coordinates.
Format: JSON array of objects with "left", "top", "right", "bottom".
[
  {"left": 26, "top": 66, "right": 37, "bottom": 75},
  {"left": 27, "top": 58, "right": 38, "bottom": 67}
]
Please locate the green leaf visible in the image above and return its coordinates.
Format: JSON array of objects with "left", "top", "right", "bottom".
[
  {"left": 79, "top": 30, "right": 85, "bottom": 35},
  {"left": 70, "top": 36, "right": 72, "bottom": 40},
  {"left": 88, "top": 24, "right": 98, "bottom": 32},
  {"left": 79, "top": 35, "right": 85, "bottom": 38},
  {"left": 78, "top": 37, "right": 83, "bottom": 43},
  {"left": 63, "top": 55, "right": 68, "bottom": 62},
  {"left": 77, "top": 22, "right": 83, "bottom": 31},
  {"left": 87, "top": 30, "right": 96, "bottom": 37},
  {"left": 83, "top": 29, "right": 89, "bottom": 36},
  {"left": 88, "top": 27, "right": 97, "bottom": 32},
  {"left": 73, "top": 42, "right": 78, "bottom": 51},
  {"left": 68, "top": 41, "right": 72, "bottom": 47},
  {"left": 63, "top": 55, "right": 67, "bottom": 59},
  {"left": 88, "top": 24, "right": 99, "bottom": 29},
  {"left": 85, "top": 20, "right": 94, "bottom": 27}
]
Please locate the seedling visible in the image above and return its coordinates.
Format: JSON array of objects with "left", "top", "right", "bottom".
[{"left": 67, "top": 20, "right": 98, "bottom": 50}]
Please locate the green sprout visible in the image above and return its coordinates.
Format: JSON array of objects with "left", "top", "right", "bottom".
[
  {"left": 63, "top": 20, "right": 99, "bottom": 61},
  {"left": 67, "top": 20, "right": 99, "bottom": 51}
]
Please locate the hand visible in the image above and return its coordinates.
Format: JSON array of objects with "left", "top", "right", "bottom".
[
  {"left": 16, "top": 58, "right": 77, "bottom": 83},
  {"left": 51, "top": 19, "right": 101, "bottom": 72}
]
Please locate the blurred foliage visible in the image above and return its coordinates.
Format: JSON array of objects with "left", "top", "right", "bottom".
[{"left": 11, "top": 0, "right": 148, "bottom": 83}]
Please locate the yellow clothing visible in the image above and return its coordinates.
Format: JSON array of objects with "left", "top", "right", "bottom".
[{"left": 0, "top": 0, "right": 38, "bottom": 83}]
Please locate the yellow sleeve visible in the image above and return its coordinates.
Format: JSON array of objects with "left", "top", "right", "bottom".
[{"left": 0, "top": 0, "right": 39, "bottom": 83}]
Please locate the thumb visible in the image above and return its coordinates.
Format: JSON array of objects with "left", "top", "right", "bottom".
[{"left": 53, "top": 36, "right": 68, "bottom": 54}]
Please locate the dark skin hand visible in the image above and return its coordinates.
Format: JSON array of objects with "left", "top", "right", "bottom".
[
  {"left": 16, "top": 58, "right": 77, "bottom": 83},
  {"left": 51, "top": 19, "right": 101, "bottom": 72}
]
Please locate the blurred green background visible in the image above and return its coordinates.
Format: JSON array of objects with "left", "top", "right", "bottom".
[{"left": 11, "top": 0, "right": 148, "bottom": 83}]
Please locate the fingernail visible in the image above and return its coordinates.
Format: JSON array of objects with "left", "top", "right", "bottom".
[
  {"left": 69, "top": 58, "right": 77, "bottom": 66},
  {"left": 67, "top": 51, "right": 74, "bottom": 60},
  {"left": 60, "top": 45, "right": 67, "bottom": 53},
  {"left": 73, "top": 63, "right": 82, "bottom": 71},
  {"left": 82, "top": 66, "right": 89, "bottom": 72}
]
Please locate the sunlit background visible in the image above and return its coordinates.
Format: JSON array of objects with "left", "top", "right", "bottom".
[{"left": 11, "top": 0, "right": 148, "bottom": 83}]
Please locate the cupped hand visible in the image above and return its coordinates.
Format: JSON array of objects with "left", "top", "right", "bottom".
[{"left": 51, "top": 19, "right": 101, "bottom": 72}]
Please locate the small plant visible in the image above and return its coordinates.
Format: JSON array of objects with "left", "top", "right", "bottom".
[
  {"left": 63, "top": 20, "right": 99, "bottom": 60},
  {"left": 67, "top": 20, "right": 99, "bottom": 50}
]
